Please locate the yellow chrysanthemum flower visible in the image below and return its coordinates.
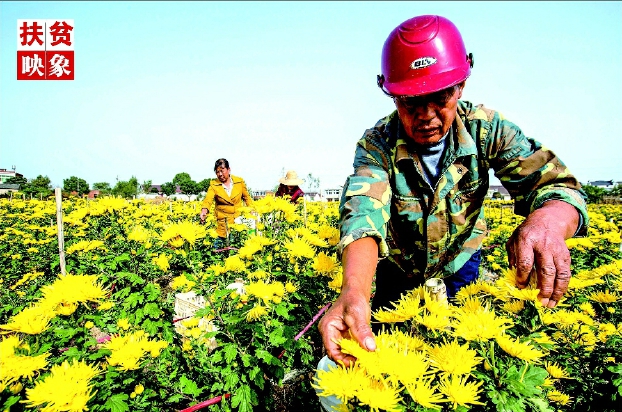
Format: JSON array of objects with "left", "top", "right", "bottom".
[
  {"left": 0, "top": 336, "right": 49, "bottom": 388},
  {"left": 283, "top": 237, "right": 315, "bottom": 259},
  {"left": 117, "top": 318, "right": 131, "bottom": 330},
  {"left": 103, "top": 330, "right": 168, "bottom": 371},
  {"left": 127, "top": 226, "right": 151, "bottom": 243},
  {"left": 66, "top": 239, "right": 106, "bottom": 254},
  {"left": 238, "top": 235, "right": 276, "bottom": 259},
  {"left": 39, "top": 274, "right": 107, "bottom": 313},
  {"left": 428, "top": 340, "right": 482, "bottom": 376},
  {"left": 544, "top": 361, "right": 572, "bottom": 379},
  {"left": 171, "top": 274, "right": 196, "bottom": 291},
  {"left": 0, "top": 304, "right": 55, "bottom": 335},
  {"left": 404, "top": 376, "right": 448, "bottom": 409},
  {"left": 23, "top": 359, "right": 99, "bottom": 412},
  {"left": 373, "top": 290, "right": 422, "bottom": 323},
  {"left": 160, "top": 221, "right": 207, "bottom": 247},
  {"left": 152, "top": 254, "right": 170, "bottom": 271},
  {"left": 437, "top": 374, "right": 485, "bottom": 409},
  {"left": 312, "top": 252, "right": 339, "bottom": 275},
  {"left": 224, "top": 255, "right": 247, "bottom": 272},
  {"left": 246, "top": 304, "right": 268, "bottom": 322},
  {"left": 355, "top": 378, "right": 402, "bottom": 412},
  {"left": 547, "top": 389, "right": 573, "bottom": 405},
  {"left": 312, "top": 362, "right": 369, "bottom": 404},
  {"left": 495, "top": 335, "right": 544, "bottom": 362},
  {"left": 502, "top": 300, "right": 525, "bottom": 314},
  {"left": 452, "top": 306, "right": 513, "bottom": 342},
  {"left": 587, "top": 290, "right": 618, "bottom": 303}
]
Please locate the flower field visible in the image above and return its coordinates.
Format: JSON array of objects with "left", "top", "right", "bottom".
[{"left": 1, "top": 197, "right": 621, "bottom": 412}]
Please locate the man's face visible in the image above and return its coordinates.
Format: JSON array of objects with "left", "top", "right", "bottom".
[
  {"left": 393, "top": 83, "right": 464, "bottom": 145},
  {"left": 215, "top": 166, "right": 231, "bottom": 183}
]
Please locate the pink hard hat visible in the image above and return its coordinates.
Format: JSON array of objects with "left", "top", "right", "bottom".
[{"left": 377, "top": 15, "right": 474, "bottom": 96}]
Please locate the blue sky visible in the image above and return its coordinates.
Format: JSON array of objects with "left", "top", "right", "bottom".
[{"left": 1, "top": 1, "right": 621, "bottom": 191}]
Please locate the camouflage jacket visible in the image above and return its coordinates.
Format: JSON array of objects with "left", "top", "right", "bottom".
[{"left": 338, "top": 100, "right": 588, "bottom": 279}]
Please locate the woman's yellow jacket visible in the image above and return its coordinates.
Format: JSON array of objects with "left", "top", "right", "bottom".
[{"left": 201, "top": 175, "right": 253, "bottom": 238}]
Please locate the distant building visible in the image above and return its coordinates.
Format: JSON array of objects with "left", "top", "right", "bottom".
[
  {"left": 0, "top": 183, "right": 20, "bottom": 195},
  {"left": 0, "top": 168, "right": 24, "bottom": 184},
  {"left": 87, "top": 190, "right": 101, "bottom": 199},
  {"left": 587, "top": 180, "right": 616, "bottom": 190},
  {"left": 323, "top": 188, "right": 342, "bottom": 202},
  {"left": 487, "top": 185, "right": 511, "bottom": 200}
]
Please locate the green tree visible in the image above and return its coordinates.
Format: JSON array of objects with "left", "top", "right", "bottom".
[
  {"left": 583, "top": 184, "right": 608, "bottom": 204},
  {"left": 139, "top": 180, "right": 153, "bottom": 195},
  {"left": 197, "top": 178, "right": 212, "bottom": 193},
  {"left": 179, "top": 179, "right": 200, "bottom": 195},
  {"left": 172, "top": 172, "right": 201, "bottom": 195},
  {"left": 609, "top": 184, "right": 622, "bottom": 197},
  {"left": 63, "top": 176, "right": 89, "bottom": 196},
  {"left": 22, "top": 175, "right": 53, "bottom": 198},
  {"left": 92, "top": 182, "right": 112, "bottom": 195},
  {"left": 160, "top": 182, "right": 176, "bottom": 196},
  {"left": 112, "top": 176, "right": 139, "bottom": 199},
  {"left": 5, "top": 175, "right": 28, "bottom": 187},
  {"left": 172, "top": 172, "right": 192, "bottom": 187}
]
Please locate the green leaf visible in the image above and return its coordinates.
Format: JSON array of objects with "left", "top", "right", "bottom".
[
  {"left": 241, "top": 353, "right": 252, "bottom": 367},
  {"left": 2, "top": 395, "right": 21, "bottom": 409},
  {"left": 274, "top": 304, "right": 290, "bottom": 319},
  {"left": 144, "top": 302, "right": 162, "bottom": 319},
  {"left": 61, "top": 347, "right": 82, "bottom": 359},
  {"left": 141, "top": 318, "right": 159, "bottom": 335},
  {"left": 144, "top": 282, "right": 161, "bottom": 301},
  {"left": 528, "top": 397, "right": 554, "bottom": 412},
  {"left": 115, "top": 253, "right": 132, "bottom": 264},
  {"left": 55, "top": 327, "right": 78, "bottom": 339},
  {"left": 269, "top": 328, "right": 287, "bottom": 346},
  {"left": 256, "top": 349, "right": 280, "bottom": 366},
  {"left": 124, "top": 292, "right": 144, "bottom": 309},
  {"left": 249, "top": 366, "right": 261, "bottom": 380},
  {"left": 117, "top": 271, "right": 144, "bottom": 285},
  {"left": 224, "top": 343, "right": 237, "bottom": 363},
  {"left": 104, "top": 394, "right": 129, "bottom": 412},
  {"left": 225, "top": 372, "right": 239, "bottom": 389},
  {"left": 134, "top": 308, "right": 144, "bottom": 323},
  {"left": 230, "top": 385, "right": 256, "bottom": 412},
  {"left": 180, "top": 375, "right": 202, "bottom": 397}
]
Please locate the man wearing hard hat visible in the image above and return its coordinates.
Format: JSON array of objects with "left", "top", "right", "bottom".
[{"left": 317, "top": 15, "right": 587, "bottom": 406}]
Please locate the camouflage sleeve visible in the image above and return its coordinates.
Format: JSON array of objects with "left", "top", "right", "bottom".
[
  {"left": 337, "top": 136, "right": 393, "bottom": 258},
  {"left": 485, "top": 110, "right": 589, "bottom": 236}
]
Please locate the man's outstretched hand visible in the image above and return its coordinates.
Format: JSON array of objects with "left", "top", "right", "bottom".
[
  {"left": 506, "top": 200, "right": 580, "bottom": 308},
  {"left": 318, "top": 237, "right": 378, "bottom": 366},
  {"left": 318, "top": 289, "right": 376, "bottom": 367}
]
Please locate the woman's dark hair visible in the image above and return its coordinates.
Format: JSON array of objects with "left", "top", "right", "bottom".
[{"left": 214, "top": 158, "right": 230, "bottom": 171}]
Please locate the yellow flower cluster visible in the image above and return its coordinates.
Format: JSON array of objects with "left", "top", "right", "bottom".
[
  {"left": 23, "top": 359, "right": 99, "bottom": 412},
  {"left": 314, "top": 331, "right": 485, "bottom": 411},
  {"left": 66, "top": 239, "right": 107, "bottom": 254},
  {"left": 0, "top": 274, "right": 107, "bottom": 334},
  {"left": 103, "top": 330, "right": 168, "bottom": 371},
  {"left": 0, "top": 336, "right": 49, "bottom": 391},
  {"left": 160, "top": 220, "right": 207, "bottom": 248}
]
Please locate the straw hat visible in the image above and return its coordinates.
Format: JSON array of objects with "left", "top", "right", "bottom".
[{"left": 279, "top": 170, "right": 304, "bottom": 186}]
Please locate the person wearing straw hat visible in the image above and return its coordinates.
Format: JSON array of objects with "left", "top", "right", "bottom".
[{"left": 275, "top": 170, "right": 305, "bottom": 204}]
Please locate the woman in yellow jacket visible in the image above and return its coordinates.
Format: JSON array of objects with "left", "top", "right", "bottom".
[{"left": 200, "top": 158, "right": 253, "bottom": 248}]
